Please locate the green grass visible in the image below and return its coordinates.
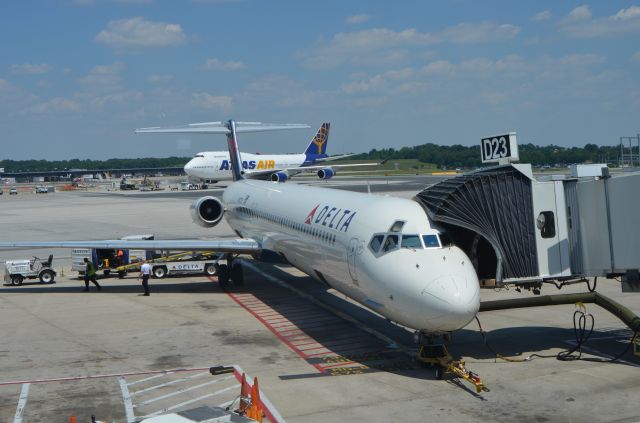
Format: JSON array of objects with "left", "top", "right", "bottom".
[{"left": 329, "top": 158, "right": 447, "bottom": 175}]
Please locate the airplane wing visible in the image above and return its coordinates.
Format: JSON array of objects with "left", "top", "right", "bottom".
[
  {"left": 314, "top": 153, "right": 358, "bottom": 162},
  {"left": 244, "top": 161, "right": 384, "bottom": 179},
  {"left": 0, "top": 238, "right": 261, "bottom": 254}
]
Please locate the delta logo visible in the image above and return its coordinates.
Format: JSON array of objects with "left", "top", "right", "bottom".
[
  {"left": 219, "top": 160, "right": 276, "bottom": 171},
  {"left": 304, "top": 204, "right": 356, "bottom": 232}
]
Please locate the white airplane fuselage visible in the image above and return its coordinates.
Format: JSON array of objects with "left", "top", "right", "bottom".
[
  {"left": 223, "top": 179, "right": 480, "bottom": 333},
  {"left": 185, "top": 152, "right": 309, "bottom": 181}
]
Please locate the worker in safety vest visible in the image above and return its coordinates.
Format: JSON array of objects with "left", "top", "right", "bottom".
[{"left": 83, "top": 257, "right": 102, "bottom": 292}]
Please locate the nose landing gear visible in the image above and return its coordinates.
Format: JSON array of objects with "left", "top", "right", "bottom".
[{"left": 415, "top": 332, "right": 489, "bottom": 393}]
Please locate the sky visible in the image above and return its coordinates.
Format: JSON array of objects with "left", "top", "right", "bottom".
[{"left": 1, "top": 1, "right": 639, "bottom": 160}]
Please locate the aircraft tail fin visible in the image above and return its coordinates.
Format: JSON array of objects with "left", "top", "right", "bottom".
[{"left": 304, "top": 122, "right": 330, "bottom": 158}]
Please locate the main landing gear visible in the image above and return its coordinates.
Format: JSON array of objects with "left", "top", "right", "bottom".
[
  {"left": 414, "top": 331, "right": 489, "bottom": 393},
  {"left": 216, "top": 253, "right": 244, "bottom": 290}
]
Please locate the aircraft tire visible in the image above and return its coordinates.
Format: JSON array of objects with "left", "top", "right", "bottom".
[
  {"left": 231, "top": 263, "right": 244, "bottom": 286},
  {"left": 217, "top": 264, "right": 230, "bottom": 290}
]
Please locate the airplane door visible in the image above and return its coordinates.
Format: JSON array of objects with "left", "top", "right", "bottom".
[{"left": 347, "top": 238, "right": 362, "bottom": 284}]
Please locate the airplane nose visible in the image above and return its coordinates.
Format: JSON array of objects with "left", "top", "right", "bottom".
[
  {"left": 421, "top": 273, "right": 480, "bottom": 331},
  {"left": 184, "top": 160, "right": 194, "bottom": 172}
]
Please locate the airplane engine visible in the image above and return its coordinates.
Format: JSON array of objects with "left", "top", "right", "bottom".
[
  {"left": 317, "top": 167, "right": 335, "bottom": 179},
  {"left": 271, "top": 171, "right": 289, "bottom": 183},
  {"left": 190, "top": 196, "right": 225, "bottom": 228}
]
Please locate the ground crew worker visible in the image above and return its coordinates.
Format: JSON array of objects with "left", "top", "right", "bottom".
[
  {"left": 83, "top": 257, "right": 101, "bottom": 292},
  {"left": 116, "top": 249, "right": 124, "bottom": 266},
  {"left": 138, "top": 260, "right": 151, "bottom": 296}
]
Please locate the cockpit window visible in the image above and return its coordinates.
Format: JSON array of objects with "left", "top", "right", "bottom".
[
  {"left": 422, "top": 234, "right": 441, "bottom": 248},
  {"left": 195, "top": 154, "right": 205, "bottom": 158},
  {"left": 383, "top": 235, "right": 399, "bottom": 252},
  {"left": 401, "top": 234, "right": 422, "bottom": 249},
  {"left": 389, "top": 220, "right": 405, "bottom": 232},
  {"left": 369, "top": 235, "right": 384, "bottom": 253}
]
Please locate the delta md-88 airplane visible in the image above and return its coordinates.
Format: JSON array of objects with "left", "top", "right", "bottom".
[
  {"left": 184, "top": 122, "right": 377, "bottom": 183},
  {"left": 0, "top": 120, "right": 480, "bottom": 337}
]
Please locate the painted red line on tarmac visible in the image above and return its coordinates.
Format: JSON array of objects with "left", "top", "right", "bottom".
[
  {"left": 226, "top": 292, "right": 325, "bottom": 373},
  {"left": 264, "top": 311, "right": 331, "bottom": 321},
  {"left": 305, "top": 350, "right": 334, "bottom": 357},
  {"left": 290, "top": 340, "right": 323, "bottom": 348}
]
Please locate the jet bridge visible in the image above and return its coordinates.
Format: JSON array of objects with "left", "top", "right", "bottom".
[{"left": 415, "top": 164, "right": 640, "bottom": 291}]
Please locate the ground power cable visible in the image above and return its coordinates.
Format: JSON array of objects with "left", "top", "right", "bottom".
[{"left": 475, "top": 312, "right": 638, "bottom": 364}]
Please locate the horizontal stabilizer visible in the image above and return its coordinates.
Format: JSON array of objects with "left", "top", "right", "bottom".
[
  {"left": 0, "top": 239, "right": 261, "bottom": 254},
  {"left": 135, "top": 122, "right": 309, "bottom": 135}
]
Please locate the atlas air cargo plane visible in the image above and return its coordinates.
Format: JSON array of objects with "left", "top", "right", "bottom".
[
  {"left": 0, "top": 120, "right": 479, "bottom": 336},
  {"left": 184, "top": 123, "right": 380, "bottom": 183}
]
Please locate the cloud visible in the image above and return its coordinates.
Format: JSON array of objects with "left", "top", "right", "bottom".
[
  {"left": 302, "top": 28, "right": 437, "bottom": 68},
  {"left": 78, "top": 62, "right": 126, "bottom": 91},
  {"left": 561, "top": 5, "right": 640, "bottom": 38},
  {"left": 346, "top": 14, "right": 371, "bottom": 24},
  {"left": 96, "top": 17, "right": 186, "bottom": 48},
  {"left": 301, "top": 23, "right": 520, "bottom": 68},
  {"left": 438, "top": 22, "right": 520, "bottom": 44},
  {"left": 0, "top": 78, "right": 12, "bottom": 90},
  {"left": 478, "top": 91, "right": 508, "bottom": 105},
  {"left": 559, "top": 53, "right": 606, "bottom": 66},
  {"left": 200, "top": 58, "right": 246, "bottom": 71},
  {"left": 10, "top": 63, "right": 53, "bottom": 75},
  {"left": 566, "top": 5, "right": 592, "bottom": 22},
  {"left": 532, "top": 10, "right": 552, "bottom": 21},
  {"left": 91, "top": 90, "right": 144, "bottom": 107},
  {"left": 30, "top": 97, "right": 80, "bottom": 114},
  {"left": 192, "top": 0, "right": 242, "bottom": 3},
  {"left": 147, "top": 74, "right": 174, "bottom": 83},
  {"left": 421, "top": 60, "right": 455, "bottom": 75},
  {"left": 191, "top": 92, "right": 232, "bottom": 111},
  {"left": 341, "top": 68, "right": 415, "bottom": 94}
]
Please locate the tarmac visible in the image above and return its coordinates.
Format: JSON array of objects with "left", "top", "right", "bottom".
[{"left": 1, "top": 176, "right": 639, "bottom": 423}]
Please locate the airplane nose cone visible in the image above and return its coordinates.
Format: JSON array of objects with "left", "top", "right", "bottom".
[{"left": 421, "top": 273, "right": 480, "bottom": 331}]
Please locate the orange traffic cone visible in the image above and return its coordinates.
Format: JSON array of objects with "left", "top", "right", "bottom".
[
  {"left": 246, "top": 377, "right": 263, "bottom": 423},
  {"left": 69, "top": 416, "right": 76, "bottom": 423},
  {"left": 238, "top": 373, "right": 251, "bottom": 413}
]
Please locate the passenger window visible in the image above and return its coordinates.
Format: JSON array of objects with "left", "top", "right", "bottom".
[
  {"left": 369, "top": 235, "right": 384, "bottom": 253},
  {"left": 401, "top": 235, "right": 422, "bottom": 249},
  {"left": 422, "top": 234, "right": 440, "bottom": 248},
  {"left": 383, "top": 235, "right": 399, "bottom": 252}
]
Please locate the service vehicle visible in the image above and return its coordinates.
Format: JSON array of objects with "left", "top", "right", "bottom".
[
  {"left": 72, "top": 234, "right": 154, "bottom": 276},
  {"left": 4, "top": 255, "right": 56, "bottom": 285},
  {"left": 9, "top": 187, "right": 17, "bottom": 195},
  {"left": 116, "top": 251, "right": 224, "bottom": 279},
  {"left": 35, "top": 185, "right": 49, "bottom": 194}
]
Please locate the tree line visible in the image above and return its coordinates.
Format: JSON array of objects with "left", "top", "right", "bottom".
[
  {"left": 0, "top": 157, "right": 191, "bottom": 173},
  {"left": 349, "top": 142, "right": 620, "bottom": 168},
  {"left": 1, "top": 143, "right": 621, "bottom": 172}
]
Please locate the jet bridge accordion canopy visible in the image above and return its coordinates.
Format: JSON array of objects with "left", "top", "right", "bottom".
[{"left": 415, "top": 166, "right": 538, "bottom": 280}]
